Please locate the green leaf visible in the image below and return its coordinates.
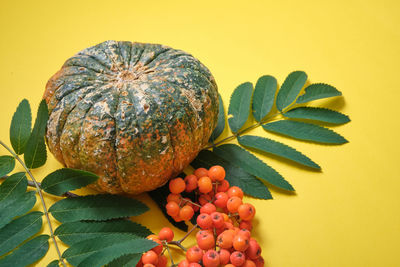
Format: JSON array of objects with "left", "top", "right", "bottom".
[
  {"left": 0, "top": 211, "right": 43, "bottom": 256},
  {"left": 296, "top": 83, "right": 342, "bottom": 104},
  {"left": 0, "top": 191, "right": 36, "bottom": 229},
  {"left": 0, "top": 172, "right": 27, "bottom": 201},
  {"left": 9, "top": 99, "right": 32, "bottom": 155},
  {"left": 238, "top": 135, "right": 320, "bottom": 169},
  {"left": 228, "top": 82, "right": 253, "bottom": 133},
  {"left": 214, "top": 144, "right": 294, "bottom": 191},
  {"left": 24, "top": 100, "right": 49, "bottom": 169},
  {"left": 41, "top": 168, "right": 99, "bottom": 196},
  {"left": 284, "top": 107, "right": 350, "bottom": 124},
  {"left": 47, "top": 260, "right": 60, "bottom": 267},
  {"left": 276, "top": 71, "right": 307, "bottom": 111},
  {"left": 192, "top": 150, "right": 272, "bottom": 199},
  {"left": 49, "top": 194, "right": 149, "bottom": 223},
  {"left": 0, "top": 156, "right": 15, "bottom": 179},
  {"left": 0, "top": 234, "right": 49, "bottom": 267},
  {"left": 106, "top": 253, "right": 141, "bottom": 267},
  {"left": 263, "top": 120, "right": 348, "bottom": 144},
  {"left": 209, "top": 94, "right": 225, "bottom": 142},
  {"left": 62, "top": 234, "right": 157, "bottom": 267},
  {"left": 252, "top": 75, "right": 277, "bottom": 122},
  {"left": 55, "top": 220, "right": 152, "bottom": 245}
]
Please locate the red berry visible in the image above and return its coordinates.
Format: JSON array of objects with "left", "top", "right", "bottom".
[
  {"left": 253, "top": 256, "right": 265, "bottom": 267},
  {"left": 158, "top": 227, "right": 174, "bottom": 242},
  {"left": 225, "top": 265, "right": 235, "bottom": 267},
  {"left": 200, "top": 203, "right": 216, "bottom": 215},
  {"left": 178, "top": 259, "right": 190, "bottom": 267},
  {"left": 142, "top": 250, "right": 158, "bottom": 265},
  {"left": 227, "top": 186, "right": 244, "bottom": 199},
  {"left": 230, "top": 251, "right": 246, "bottom": 266},
  {"left": 238, "top": 203, "right": 256, "bottom": 221},
  {"left": 218, "top": 248, "right": 231, "bottom": 265},
  {"left": 246, "top": 239, "right": 262, "bottom": 260},
  {"left": 243, "top": 260, "right": 257, "bottom": 267},
  {"left": 239, "top": 220, "right": 253, "bottom": 231},
  {"left": 166, "top": 201, "right": 180, "bottom": 217},
  {"left": 169, "top": 178, "right": 186, "bottom": 194},
  {"left": 196, "top": 231, "right": 215, "bottom": 250},
  {"left": 216, "top": 230, "right": 234, "bottom": 249},
  {"left": 213, "top": 192, "right": 229, "bottom": 208},
  {"left": 188, "top": 263, "right": 202, "bottom": 267},
  {"left": 143, "top": 264, "right": 155, "bottom": 267},
  {"left": 156, "top": 255, "right": 168, "bottom": 267},
  {"left": 179, "top": 205, "right": 194, "bottom": 221},
  {"left": 146, "top": 235, "right": 162, "bottom": 255},
  {"left": 202, "top": 250, "right": 220, "bottom": 267},
  {"left": 198, "top": 176, "right": 213, "bottom": 193},
  {"left": 237, "top": 228, "right": 251, "bottom": 239},
  {"left": 184, "top": 174, "right": 198, "bottom": 192},
  {"left": 210, "top": 212, "right": 224, "bottom": 228},
  {"left": 197, "top": 213, "right": 213, "bottom": 229},
  {"left": 194, "top": 168, "right": 209, "bottom": 179},
  {"left": 217, "top": 179, "right": 230, "bottom": 192},
  {"left": 233, "top": 234, "right": 249, "bottom": 251},
  {"left": 199, "top": 194, "right": 212, "bottom": 206},
  {"left": 167, "top": 193, "right": 181, "bottom": 203},
  {"left": 186, "top": 245, "right": 204, "bottom": 263},
  {"left": 227, "top": 196, "right": 243, "bottom": 213},
  {"left": 208, "top": 165, "right": 226, "bottom": 181}
]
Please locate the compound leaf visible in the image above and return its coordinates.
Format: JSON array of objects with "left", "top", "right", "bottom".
[
  {"left": 284, "top": 107, "right": 350, "bottom": 124},
  {"left": 0, "top": 156, "right": 16, "bottom": 179},
  {"left": 10, "top": 99, "right": 32, "bottom": 155},
  {"left": 296, "top": 83, "right": 342, "bottom": 103},
  {"left": 228, "top": 82, "right": 253, "bottom": 133},
  {"left": 252, "top": 75, "right": 277, "bottom": 122},
  {"left": 276, "top": 71, "right": 307, "bottom": 111}
]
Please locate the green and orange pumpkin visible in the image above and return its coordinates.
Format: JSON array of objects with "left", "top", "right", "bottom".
[{"left": 44, "top": 40, "right": 219, "bottom": 194}]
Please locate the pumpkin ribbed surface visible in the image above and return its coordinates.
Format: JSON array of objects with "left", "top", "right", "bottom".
[{"left": 44, "top": 40, "right": 219, "bottom": 194}]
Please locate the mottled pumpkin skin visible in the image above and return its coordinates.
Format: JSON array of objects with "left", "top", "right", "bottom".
[{"left": 44, "top": 40, "right": 219, "bottom": 194}]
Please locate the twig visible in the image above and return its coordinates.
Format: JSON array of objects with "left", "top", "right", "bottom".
[
  {"left": 164, "top": 241, "right": 175, "bottom": 266},
  {"left": 0, "top": 140, "right": 67, "bottom": 267}
]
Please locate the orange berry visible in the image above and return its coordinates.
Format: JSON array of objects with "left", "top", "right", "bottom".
[
  {"left": 143, "top": 264, "right": 155, "bottom": 267},
  {"left": 216, "top": 231, "right": 234, "bottom": 249},
  {"left": 222, "top": 221, "right": 234, "bottom": 231},
  {"left": 218, "top": 248, "right": 231, "bottom": 265},
  {"left": 179, "top": 205, "right": 194, "bottom": 221},
  {"left": 178, "top": 259, "right": 190, "bottom": 267},
  {"left": 146, "top": 235, "right": 162, "bottom": 255},
  {"left": 222, "top": 213, "right": 229, "bottom": 222},
  {"left": 243, "top": 260, "right": 257, "bottom": 267},
  {"left": 230, "top": 251, "right": 246, "bottom": 266},
  {"left": 227, "top": 197, "right": 243, "bottom": 213},
  {"left": 194, "top": 168, "right": 209, "bottom": 178},
  {"left": 158, "top": 227, "right": 174, "bottom": 242},
  {"left": 197, "top": 213, "right": 213, "bottom": 229},
  {"left": 184, "top": 174, "right": 198, "bottom": 192},
  {"left": 239, "top": 220, "right": 253, "bottom": 231},
  {"left": 208, "top": 165, "right": 226, "bottom": 181},
  {"left": 202, "top": 250, "right": 220, "bottom": 267},
  {"left": 167, "top": 193, "right": 181, "bottom": 204},
  {"left": 253, "top": 256, "right": 265, "bottom": 267},
  {"left": 238, "top": 228, "right": 251, "bottom": 239},
  {"left": 172, "top": 214, "right": 183, "bottom": 222},
  {"left": 233, "top": 234, "right": 249, "bottom": 251},
  {"left": 169, "top": 178, "right": 186, "bottom": 194},
  {"left": 213, "top": 192, "right": 229, "bottom": 208},
  {"left": 166, "top": 201, "right": 180, "bottom": 217},
  {"left": 142, "top": 250, "right": 158, "bottom": 265},
  {"left": 217, "top": 179, "right": 230, "bottom": 192},
  {"left": 199, "top": 194, "right": 212, "bottom": 206},
  {"left": 227, "top": 186, "right": 244, "bottom": 199},
  {"left": 225, "top": 265, "right": 235, "bottom": 267},
  {"left": 186, "top": 246, "right": 204, "bottom": 263},
  {"left": 156, "top": 255, "right": 168, "bottom": 267},
  {"left": 210, "top": 212, "right": 224, "bottom": 228},
  {"left": 238, "top": 203, "right": 256, "bottom": 221},
  {"left": 200, "top": 203, "right": 216, "bottom": 215},
  {"left": 246, "top": 239, "right": 262, "bottom": 260},
  {"left": 196, "top": 232, "right": 215, "bottom": 250},
  {"left": 188, "top": 263, "right": 202, "bottom": 267},
  {"left": 198, "top": 176, "right": 213, "bottom": 193}
]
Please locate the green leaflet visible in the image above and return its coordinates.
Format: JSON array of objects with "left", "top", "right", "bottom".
[
  {"left": 252, "top": 75, "right": 277, "bottom": 122},
  {"left": 106, "top": 253, "right": 141, "bottom": 267},
  {"left": 276, "top": 71, "right": 307, "bottom": 111},
  {"left": 62, "top": 234, "right": 157, "bottom": 267},
  {"left": 284, "top": 107, "right": 350, "bottom": 124},
  {"left": 296, "top": 83, "right": 342, "bottom": 104},
  {"left": 0, "top": 156, "right": 15, "bottom": 179},
  {"left": 0, "top": 211, "right": 43, "bottom": 256},
  {"left": 191, "top": 150, "right": 272, "bottom": 199},
  {"left": 41, "top": 168, "right": 99, "bottom": 196},
  {"left": 55, "top": 220, "right": 152, "bottom": 245},
  {"left": 49, "top": 194, "right": 149, "bottom": 223},
  {"left": 238, "top": 135, "right": 320, "bottom": 169},
  {"left": 228, "top": 82, "right": 253, "bottom": 133},
  {"left": 47, "top": 260, "right": 60, "bottom": 267},
  {"left": 263, "top": 120, "right": 348, "bottom": 144},
  {"left": 0, "top": 172, "right": 27, "bottom": 202},
  {"left": 24, "top": 100, "right": 48, "bottom": 169},
  {"left": 209, "top": 94, "right": 225, "bottom": 142},
  {"left": 0, "top": 191, "right": 36, "bottom": 229},
  {"left": 214, "top": 144, "right": 294, "bottom": 191},
  {"left": 0, "top": 234, "right": 49, "bottom": 267},
  {"left": 9, "top": 99, "right": 32, "bottom": 155}
]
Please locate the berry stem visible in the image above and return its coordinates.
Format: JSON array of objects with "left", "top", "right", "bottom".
[
  {"left": 164, "top": 241, "right": 176, "bottom": 265},
  {"left": 181, "top": 198, "right": 202, "bottom": 208}
]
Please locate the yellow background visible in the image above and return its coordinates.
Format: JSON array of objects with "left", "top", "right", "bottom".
[{"left": 0, "top": 0, "right": 399, "bottom": 266}]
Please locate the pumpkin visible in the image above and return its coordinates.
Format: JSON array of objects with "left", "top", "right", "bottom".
[{"left": 43, "top": 40, "right": 219, "bottom": 194}]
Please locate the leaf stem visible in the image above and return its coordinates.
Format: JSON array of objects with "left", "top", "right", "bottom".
[{"left": 0, "top": 140, "right": 67, "bottom": 267}]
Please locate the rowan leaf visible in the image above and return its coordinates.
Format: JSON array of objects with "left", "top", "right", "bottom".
[
  {"left": 24, "top": 100, "right": 48, "bottom": 169},
  {"left": 296, "top": 83, "right": 342, "bottom": 103},
  {"left": 0, "top": 211, "right": 43, "bottom": 256},
  {"left": 62, "top": 234, "right": 157, "bottom": 267},
  {"left": 9, "top": 99, "right": 32, "bottom": 155},
  {"left": 55, "top": 220, "right": 152, "bottom": 246},
  {"left": 252, "top": 75, "right": 277, "bottom": 122},
  {"left": 49, "top": 194, "right": 149, "bottom": 223},
  {"left": 263, "top": 120, "right": 348, "bottom": 144},
  {"left": 238, "top": 135, "right": 320, "bottom": 169},
  {"left": 228, "top": 82, "right": 253, "bottom": 133},
  {"left": 284, "top": 107, "right": 350, "bottom": 124},
  {"left": 47, "top": 260, "right": 60, "bottom": 267},
  {"left": 0, "top": 172, "right": 27, "bottom": 201},
  {"left": 0, "top": 156, "right": 15, "bottom": 179},
  {"left": 0, "top": 234, "right": 49, "bottom": 267},
  {"left": 192, "top": 150, "right": 272, "bottom": 199},
  {"left": 41, "top": 168, "right": 98, "bottom": 196},
  {"left": 214, "top": 144, "right": 294, "bottom": 191},
  {"left": 106, "top": 253, "right": 141, "bottom": 267},
  {"left": 276, "top": 71, "right": 307, "bottom": 111},
  {"left": 209, "top": 94, "right": 225, "bottom": 142},
  {"left": 0, "top": 191, "right": 36, "bottom": 229}
]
